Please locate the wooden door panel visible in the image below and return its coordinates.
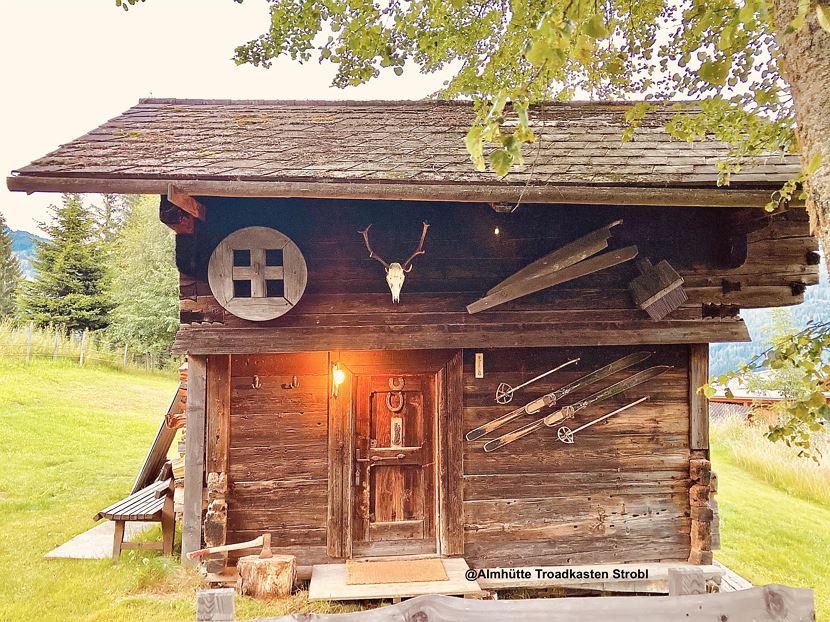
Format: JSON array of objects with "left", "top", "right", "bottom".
[{"left": 352, "top": 372, "right": 437, "bottom": 555}]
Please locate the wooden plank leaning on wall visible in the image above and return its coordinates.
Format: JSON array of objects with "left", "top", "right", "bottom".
[
  {"left": 183, "top": 355, "right": 208, "bottom": 565},
  {"left": 204, "top": 355, "right": 231, "bottom": 573},
  {"left": 688, "top": 344, "right": 713, "bottom": 565}
]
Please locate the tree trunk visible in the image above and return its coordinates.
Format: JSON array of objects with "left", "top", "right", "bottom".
[{"left": 772, "top": 0, "right": 830, "bottom": 272}]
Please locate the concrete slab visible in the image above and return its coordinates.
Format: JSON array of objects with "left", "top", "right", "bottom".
[{"left": 45, "top": 521, "right": 149, "bottom": 559}]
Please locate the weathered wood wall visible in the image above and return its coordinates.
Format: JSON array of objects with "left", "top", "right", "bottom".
[
  {"left": 462, "top": 345, "right": 692, "bottom": 567},
  {"left": 172, "top": 198, "right": 819, "bottom": 354},
  {"left": 220, "top": 344, "right": 698, "bottom": 571},
  {"left": 225, "top": 352, "right": 330, "bottom": 569}
]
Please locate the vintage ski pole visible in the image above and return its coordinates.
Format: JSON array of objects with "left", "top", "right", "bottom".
[
  {"left": 482, "top": 365, "right": 670, "bottom": 452},
  {"left": 466, "top": 351, "right": 652, "bottom": 442},
  {"left": 495, "top": 358, "right": 580, "bottom": 404},
  {"left": 556, "top": 396, "right": 650, "bottom": 444}
]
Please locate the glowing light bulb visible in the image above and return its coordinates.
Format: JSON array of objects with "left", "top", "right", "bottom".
[
  {"left": 494, "top": 226, "right": 500, "bottom": 235},
  {"left": 333, "top": 366, "right": 346, "bottom": 386}
]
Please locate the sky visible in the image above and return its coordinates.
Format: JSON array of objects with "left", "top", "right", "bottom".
[{"left": 0, "top": 0, "right": 449, "bottom": 234}]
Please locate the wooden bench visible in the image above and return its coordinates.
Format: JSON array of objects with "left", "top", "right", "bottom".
[{"left": 94, "top": 478, "right": 175, "bottom": 559}]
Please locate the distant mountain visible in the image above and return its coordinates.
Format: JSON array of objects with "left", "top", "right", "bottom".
[
  {"left": 4, "top": 227, "right": 46, "bottom": 279},
  {"left": 710, "top": 258, "right": 830, "bottom": 376}
]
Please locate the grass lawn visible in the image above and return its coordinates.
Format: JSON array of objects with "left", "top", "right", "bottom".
[
  {"left": 711, "top": 443, "right": 830, "bottom": 620},
  {"left": 0, "top": 360, "right": 827, "bottom": 620},
  {"left": 0, "top": 360, "right": 357, "bottom": 622}
]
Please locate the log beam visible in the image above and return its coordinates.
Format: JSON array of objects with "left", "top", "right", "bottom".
[
  {"left": 204, "top": 355, "right": 231, "bottom": 573},
  {"left": 168, "top": 183, "right": 207, "bottom": 220},
  {"left": 182, "top": 354, "right": 207, "bottom": 565}
]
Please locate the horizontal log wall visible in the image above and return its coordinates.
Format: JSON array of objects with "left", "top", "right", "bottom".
[
  {"left": 222, "top": 345, "right": 697, "bottom": 569},
  {"left": 225, "top": 352, "right": 330, "bottom": 568},
  {"left": 172, "top": 199, "right": 818, "bottom": 354},
  {"left": 462, "top": 345, "right": 692, "bottom": 567}
]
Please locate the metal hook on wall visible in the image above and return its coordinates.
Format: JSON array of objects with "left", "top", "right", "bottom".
[
  {"left": 282, "top": 375, "right": 299, "bottom": 390},
  {"left": 252, "top": 375, "right": 261, "bottom": 390}
]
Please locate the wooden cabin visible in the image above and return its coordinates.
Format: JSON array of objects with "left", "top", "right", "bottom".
[{"left": 8, "top": 99, "right": 820, "bottom": 594}]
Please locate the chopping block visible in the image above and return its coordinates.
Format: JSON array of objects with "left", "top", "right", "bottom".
[{"left": 237, "top": 552, "right": 296, "bottom": 599}]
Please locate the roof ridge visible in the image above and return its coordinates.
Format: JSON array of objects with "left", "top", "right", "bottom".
[{"left": 136, "top": 97, "right": 696, "bottom": 107}]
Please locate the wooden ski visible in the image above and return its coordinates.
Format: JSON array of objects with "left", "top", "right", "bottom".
[
  {"left": 465, "top": 351, "right": 652, "bottom": 442},
  {"left": 467, "top": 245, "right": 639, "bottom": 314},
  {"left": 486, "top": 219, "right": 623, "bottom": 294},
  {"left": 482, "top": 365, "right": 671, "bottom": 452}
]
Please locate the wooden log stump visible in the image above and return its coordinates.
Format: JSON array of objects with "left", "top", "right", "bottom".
[{"left": 236, "top": 554, "right": 296, "bottom": 599}]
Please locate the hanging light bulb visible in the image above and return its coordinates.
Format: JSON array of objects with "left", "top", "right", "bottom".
[
  {"left": 494, "top": 226, "right": 501, "bottom": 236},
  {"left": 332, "top": 362, "right": 346, "bottom": 397}
]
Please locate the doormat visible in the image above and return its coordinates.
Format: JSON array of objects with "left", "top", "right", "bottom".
[{"left": 346, "top": 558, "right": 449, "bottom": 585}]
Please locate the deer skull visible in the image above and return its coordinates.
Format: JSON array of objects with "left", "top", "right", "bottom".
[
  {"left": 385, "top": 263, "right": 406, "bottom": 303},
  {"left": 360, "top": 222, "right": 430, "bottom": 303}
]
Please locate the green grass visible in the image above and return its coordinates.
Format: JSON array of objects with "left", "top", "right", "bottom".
[
  {"left": 712, "top": 421, "right": 830, "bottom": 620},
  {"left": 0, "top": 360, "right": 358, "bottom": 621},
  {"left": 1, "top": 361, "right": 827, "bottom": 620}
]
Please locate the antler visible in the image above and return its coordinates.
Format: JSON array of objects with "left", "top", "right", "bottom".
[
  {"left": 359, "top": 225, "right": 390, "bottom": 269},
  {"left": 403, "top": 221, "right": 430, "bottom": 272}
]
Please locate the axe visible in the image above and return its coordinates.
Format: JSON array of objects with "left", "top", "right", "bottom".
[{"left": 186, "top": 533, "right": 272, "bottom": 560}]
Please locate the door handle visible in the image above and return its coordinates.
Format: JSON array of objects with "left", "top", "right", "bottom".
[{"left": 370, "top": 453, "right": 405, "bottom": 462}]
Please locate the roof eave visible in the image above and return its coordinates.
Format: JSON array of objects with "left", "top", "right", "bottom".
[{"left": 6, "top": 174, "right": 787, "bottom": 208}]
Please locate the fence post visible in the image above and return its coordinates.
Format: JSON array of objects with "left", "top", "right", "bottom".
[
  {"left": 53, "top": 329, "right": 60, "bottom": 363},
  {"left": 79, "top": 329, "right": 88, "bottom": 367},
  {"left": 122, "top": 343, "right": 129, "bottom": 368},
  {"left": 25, "top": 322, "right": 33, "bottom": 365}
]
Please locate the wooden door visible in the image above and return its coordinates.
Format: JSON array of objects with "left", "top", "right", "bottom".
[{"left": 352, "top": 373, "right": 437, "bottom": 556}]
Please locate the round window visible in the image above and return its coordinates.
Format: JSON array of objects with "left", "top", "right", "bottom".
[{"left": 207, "top": 226, "right": 307, "bottom": 321}]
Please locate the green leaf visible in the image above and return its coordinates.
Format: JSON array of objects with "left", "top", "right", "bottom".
[
  {"left": 582, "top": 13, "right": 609, "bottom": 39},
  {"left": 818, "top": 4, "right": 830, "bottom": 33},
  {"left": 789, "top": 0, "right": 811, "bottom": 31},
  {"left": 699, "top": 59, "right": 729, "bottom": 86},
  {"left": 465, "top": 126, "right": 486, "bottom": 172},
  {"left": 490, "top": 149, "right": 513, "bottom": 177},
  {"left": 393, "top": 66, "right": 403, "bottom": 76},
  {"left": 805, "top": 152, "right": 824, "bottom": 176}
]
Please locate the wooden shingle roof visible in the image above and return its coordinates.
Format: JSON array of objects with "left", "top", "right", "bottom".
[{"left": 6, "top": 98, "right": 800, "bottom": 207}]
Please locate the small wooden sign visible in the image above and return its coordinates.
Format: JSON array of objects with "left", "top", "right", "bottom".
[{"left": 475, "top": 352, "right": 485, "bottom": 379}]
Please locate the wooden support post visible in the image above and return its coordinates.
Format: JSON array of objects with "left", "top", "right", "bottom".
[
  {"left": 438, "top": 351, "right": 465, "bottom": 556},
  {"left": 183, "top": 354, "right": 207, "bottom": 565},
  {"left": 689, "top": 458, "right": 713, "bottom": 565},
  {"left": 327, "top": 353, "right": 353, "bottom": 559},
  {"left": 689, "top": 344, "right": 709, "bottom": 450},
  {"left": 711, "top": 471, "right": 720, "bottom": 550},
  {"left": 196, "top": 588, "right": 235, "bottom": 622},
  {"left": 161, "top": 481, "right": 176, "bottom": 556},
  {"left": 79, "top": 328, "right": 88, "bottom": 367},
  {"left": 204, "top": 354, "right": 231, "bottom": 573},
  {"left": 53, "top": 329, "right": 59, "bottom": 362},
  {"left": 25, "top": 321, "right": 33, "bottom": 365},
  {"left": 112, "top": 520, "right": 125, "bottom": 560},
  {"left": 122, "top": 343, "right": 128, "bottom": 368}
]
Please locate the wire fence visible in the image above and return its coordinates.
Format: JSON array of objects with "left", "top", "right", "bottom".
[{"left": 0, "top": 320, "right": 176, "bottom": 373}]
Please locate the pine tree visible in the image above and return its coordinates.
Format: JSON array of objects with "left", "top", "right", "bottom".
[
  {"left": 106, "top": 195, "right": 179, "bottom": 355},
  {"left": 91, "top": 193, "right": 129, "bottom": 247},
  {"left": 21, "top": 194, "right": 111, "bottom": 331},
  {"left": 0, "top": 212, "right": 21, "bottom": 318}
]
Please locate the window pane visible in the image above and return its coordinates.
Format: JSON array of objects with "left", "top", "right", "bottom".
[
  {"left": 233, "top": 249, "right": 251, "bottom": 267},
  {"left": 265, "top": 249, "right": 283, "bottom": 266},
  {"left": 265, "top": 279, "right": 284, "bottom": 298},
  {"left": 233, "top": 279, "right": 252, "bottom": 298}
]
